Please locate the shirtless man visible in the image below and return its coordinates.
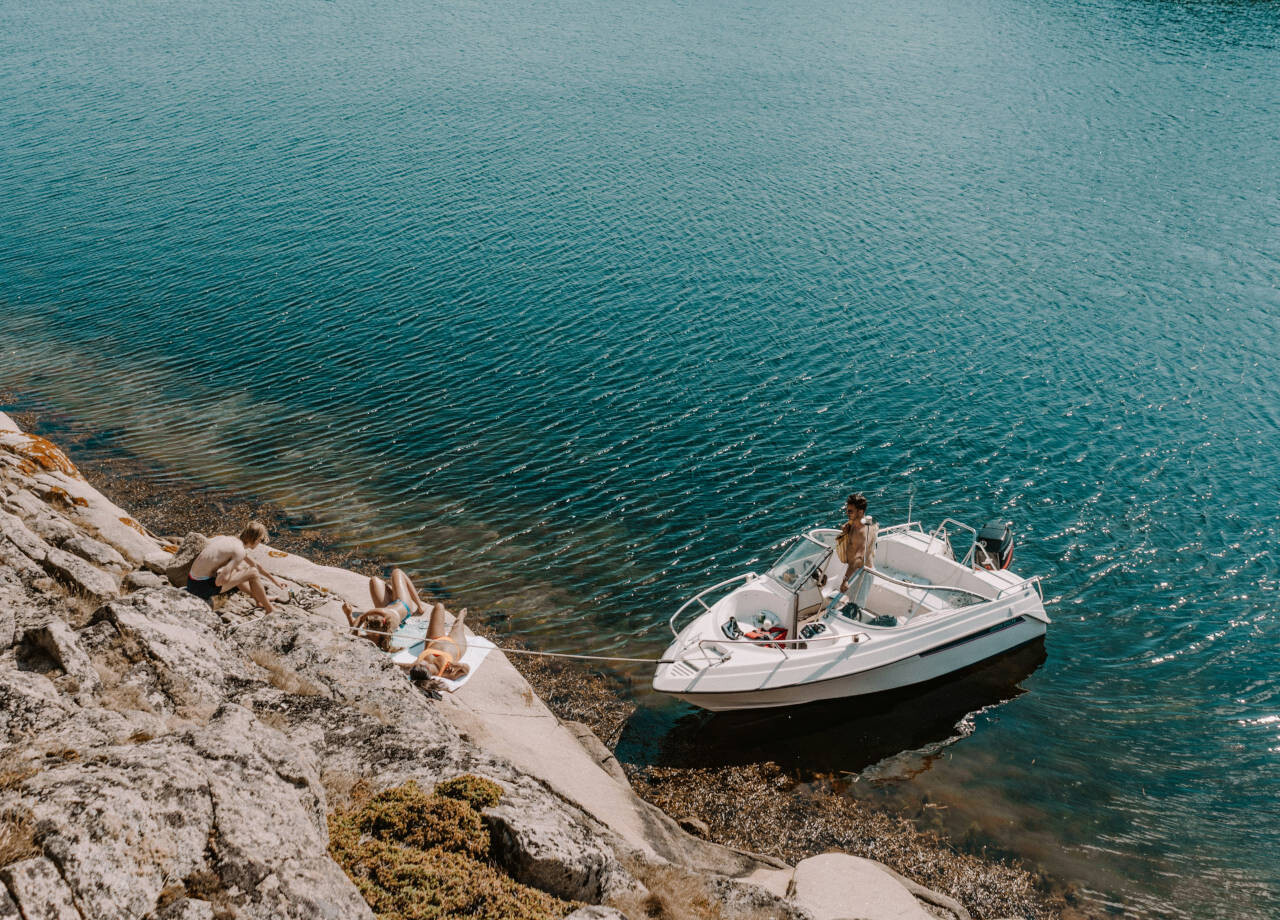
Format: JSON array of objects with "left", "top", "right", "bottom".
[
  {"left": 837, "top": 492, "right": 876, "bottom": 593},
  {"left": 186, "top": 520, "right": 285, "bottom": 613}
]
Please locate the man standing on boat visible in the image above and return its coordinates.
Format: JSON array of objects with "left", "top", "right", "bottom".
[{"left": 837, "top": 493, "right": 877, "bottom": 593}]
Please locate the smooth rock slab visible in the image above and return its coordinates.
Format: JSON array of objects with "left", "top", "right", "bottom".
[
  {"left": 61, "top": 533, "right": 128, "bottom": 572},
  {"left": 124, "top": 569, "right": 169, "bottom": 591},
  {"left": 790, "top": 853, "right": 935, "bottom": 920},
  {"left": 41, "top": 544, "right": 120, "bottom": 600}
]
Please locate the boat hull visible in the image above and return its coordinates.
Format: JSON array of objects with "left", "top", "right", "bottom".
[{"left": 663, "top": 615, "right": 1046, "bottom": 712}]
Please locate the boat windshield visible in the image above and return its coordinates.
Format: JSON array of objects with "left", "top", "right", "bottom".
[{"left": 765, "top": 536, "right": 830, "bottom": 595}]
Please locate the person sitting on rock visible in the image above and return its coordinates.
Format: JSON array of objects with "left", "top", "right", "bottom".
[
  {"left": 406, "top": 602, "right": 470, "bottom": 683},
  {"left": 186, "top": 520, "right": 285, "bottom": 613},
  {"left": 343, "top": 567, "right": 434, "bottom": 651}
]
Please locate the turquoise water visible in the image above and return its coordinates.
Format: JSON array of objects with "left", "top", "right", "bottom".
[{"left": 2, "top": 0, "right": 1278, "bottom": 914}]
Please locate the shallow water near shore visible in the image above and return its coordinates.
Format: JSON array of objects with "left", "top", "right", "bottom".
[{"left": 2, "top": 0, "right": 1279, "bottom": 915}]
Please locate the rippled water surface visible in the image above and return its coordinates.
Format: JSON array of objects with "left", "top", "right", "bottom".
[{"left": 2, "top": 0, "right": 1278, "bottom": 915}]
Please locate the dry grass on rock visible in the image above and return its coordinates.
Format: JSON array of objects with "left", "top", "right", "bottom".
[
  {"left": 613, "top": 862, "right": 789, "bottom": 920},
  {"left": 250, "top": 649, "right": 325, "bottom": 697},
  {"left": 434, "top": 774, "right": 503, "bottom": 811},
  {"left": 0, "top": 807, "right": 38, "bottom": 868}
]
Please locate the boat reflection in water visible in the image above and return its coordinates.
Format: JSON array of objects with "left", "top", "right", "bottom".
[{"left": 623, "top": 639, "right": 1046, "bottom": 776}]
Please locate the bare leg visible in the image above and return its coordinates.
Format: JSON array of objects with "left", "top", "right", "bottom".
[
  {"left": 389, "top": 569, "right": 428, "bottom": 615},
  {"left": 368, "top": 576, "right": 393, "bottom": 608},
  {"left": 448, "top": 608, "right": 468, "bottom": 648},
  {"left": 220, "top": 563, "right": 274, "bottom": 614},
  {"left": 440, "top": 609, "right": 470, "bottom": 678},
  {"left": 425, "top": 601, "right": 448, "bottom": 638}
]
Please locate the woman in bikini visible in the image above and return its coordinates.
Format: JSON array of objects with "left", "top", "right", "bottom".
[
  {"left": 406, "top": 603, "right": 470, "bottom": 682},
  {"left": 343, "top": 568, "right": 432, "bottom": 651}
]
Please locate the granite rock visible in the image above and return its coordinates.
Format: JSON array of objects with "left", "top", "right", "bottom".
[
  {"left": 164, "top": 532, "right": 207, "bottom": 588},
  {"left": 0, "top": 414, "right": 964, "bottom": 920},
  {"left": 0, "top": 858, "right": 81, "bottom": 920},
  {"left": 22, "top": 618, "right": 102, "bottom": 699},
  {"left": 486, "top": 781, "right": 641, "bottom": 903}
]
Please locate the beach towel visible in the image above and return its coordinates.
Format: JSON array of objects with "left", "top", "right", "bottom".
[{"left": 388, "top": 629, "right": 496, "bottom": 692}]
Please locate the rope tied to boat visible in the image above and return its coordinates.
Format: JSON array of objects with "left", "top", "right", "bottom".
[{"left": 334, "top": 621, "right": 703, "bottom": 664}]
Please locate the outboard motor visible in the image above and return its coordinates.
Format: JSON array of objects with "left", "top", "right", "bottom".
[{"left": 976, "top": 521, "right": 1014, "bottom": 570}]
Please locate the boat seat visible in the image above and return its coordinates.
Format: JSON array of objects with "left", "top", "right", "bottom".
[{"left": 875, "top": 563, "right": 932, "bottom": 586}]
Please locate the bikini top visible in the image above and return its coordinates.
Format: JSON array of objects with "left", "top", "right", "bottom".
[{"left": 417, "top": 636, "right": 461, "bottom": 674}]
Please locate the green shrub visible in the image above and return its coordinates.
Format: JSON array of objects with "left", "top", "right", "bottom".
[
  {"left": 328, "top": 781, "right": 575, "bottom": 920},
  {"left": 434, "top": 774, "right": 503, "bottom": 811},
  {"left": 356, "top": 782, "right": 489, "bottom": 859}
]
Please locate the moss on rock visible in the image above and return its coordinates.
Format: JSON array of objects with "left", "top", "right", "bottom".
[
  {"left": 434, "top": 774, "right": 503, "bottom": 812},
  {"left": 352, "top": 782, "right": 490, "bottom": 859}
]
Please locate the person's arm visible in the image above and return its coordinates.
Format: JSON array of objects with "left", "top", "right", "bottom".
[
  {"left": 248, "top": 556, "right": 286, "bottom": 590},
  {"left": 214, "top": 546, "right": 246, "bottom": 587},
  {"left": 838, "top": 531, "right": 867, "bottom": 593},
  {"left": 840, "top": 561, "right": 856, "bottom": 593}
]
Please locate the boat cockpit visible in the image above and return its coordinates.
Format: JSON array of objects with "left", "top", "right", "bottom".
[{"left": 691, "top": 521, "right": 1016, "bottom": 651}]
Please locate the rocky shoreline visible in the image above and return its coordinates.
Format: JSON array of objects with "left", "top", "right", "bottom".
[{"left": 0, "top": 406, "right": 1068, "bottom": 919}]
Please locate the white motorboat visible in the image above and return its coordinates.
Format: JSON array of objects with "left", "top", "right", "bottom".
[{"left": 653, "top": 518, "right": 1049, "bottom": 711}]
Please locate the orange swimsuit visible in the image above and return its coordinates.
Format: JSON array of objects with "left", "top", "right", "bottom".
[{"left": 416, "top": 636, "right": 461, "bottom": 673}]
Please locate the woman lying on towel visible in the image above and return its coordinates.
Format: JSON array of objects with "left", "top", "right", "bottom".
[
  {"left": 406, "top": 602, "right": 470, "bottom": 683},
  {"left": 342, "top": 568, "right": 470, "bottom": 680},
  {"left": 343, "top": 568, "right": 434, "bottom": 651}
]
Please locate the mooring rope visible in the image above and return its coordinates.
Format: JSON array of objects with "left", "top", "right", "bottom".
[
  {"left": 347, "top": 622, "right": 684, "bottom": 664},
  {"left": 485, "top": 645, "right": 681, "bottom": 665},
  {"left": 226, "top": 613, "right": 689, "bottom": 664}
]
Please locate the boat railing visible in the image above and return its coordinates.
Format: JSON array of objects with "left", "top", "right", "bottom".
[
  {"left": 858, "top": 565, "right": 996, "bottom": 606},
  {"left": 691, "top": 629, "right": 870, "bottom": 661},
  {"left": 854, "top": 566, "right": 1040, "bottom": 621},
  {"left": 997, "top": 575, "right": 1043, "bottom": 602},
  {"left": 668, "top": 573, "right": 756, "bottom": 637},
  {"left": 876, "top": 520, "right": 924, "bottom": 537},
  {"left": 927, "top": 518, "right": 980, "bottom": 565}
]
